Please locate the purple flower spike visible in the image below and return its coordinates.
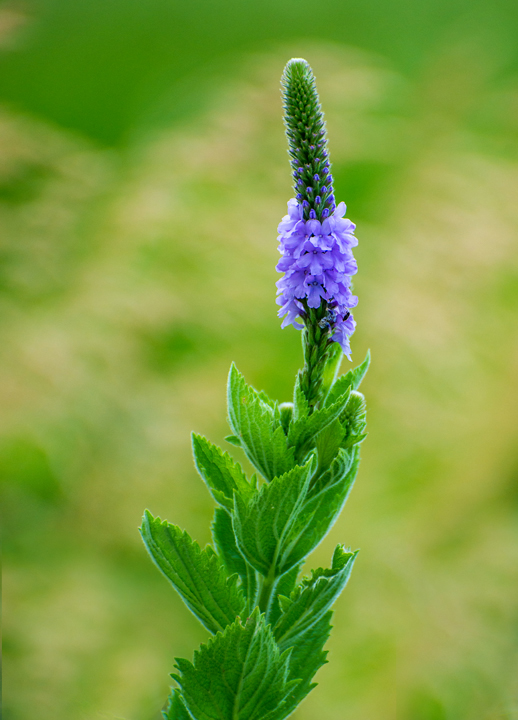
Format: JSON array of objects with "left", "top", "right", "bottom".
[{"left": 276, "top": 198, "right": 359, "bottom": 357}]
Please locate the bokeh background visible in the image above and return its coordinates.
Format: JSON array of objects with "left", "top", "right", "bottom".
[{"left": 2, "top": 1, "right": 518, "bottom": 718}]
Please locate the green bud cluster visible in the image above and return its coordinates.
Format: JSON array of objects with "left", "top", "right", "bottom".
[{"left": 282, "top": 58, "right": 335, "bottom": 222}]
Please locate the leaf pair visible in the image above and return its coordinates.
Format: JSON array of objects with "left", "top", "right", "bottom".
[
  {"left": 172, "top": 609, "right": 299, "bottom": 720},
  {"left": 232, "top": 446, "right": 359, "bottom": 582},
  {"left": 164, "top": 546, "right": 358, "bottom": 720},
  {"left": 288, "top": 378, "right": 352, "bottom": 463}
]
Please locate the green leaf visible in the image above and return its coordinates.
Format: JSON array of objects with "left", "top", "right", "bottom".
[
  {"left": 320, "top": 341, "right": 343, "bottom": 402},
  {"left": 232, "top": 457, "right": 316, "bottom": 577},
  {"left": 287, "top": 387, "right": 351, "bottom": 463},
  {"left": 173, "top": 609, "right": 299, "bottom": 720},
  {"left": 274, "top": 545, "right": 358, "bottom": 648},
  {"left": 164, "top": 689, "right": 192, "bottom": 720},
  {"left": 279, "top": 611, "right": 332, "bottom": 716},
  {"left": 227, "top": 363, "right": 295, "bottom": 481},
  {"left": 140, "top": 510, "right": 245, "bottom": 634},
  {"left": 277, "top": 446, "right": 360, "bottom": 570},
  {"left": 192, "top": 433, "right": 253, "bottom": 511},
  {"left": 225, "top": 435, "right": 242, "bottom": 447},
  {"left": 325, "top": 349, "right": 370, "bottom": 407},
  {"left": 268, "top": 562, "right": 303, "bottom": 627},
  {"left": 314, "top": 418, "right": 346, "bottom": 475},
  {"left": 212, "top": 507, "right": 257, "bottom": 605}
]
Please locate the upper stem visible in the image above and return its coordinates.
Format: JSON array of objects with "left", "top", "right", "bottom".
[{"left": 298, "top": 300, "right": 333, "bottom": 411}]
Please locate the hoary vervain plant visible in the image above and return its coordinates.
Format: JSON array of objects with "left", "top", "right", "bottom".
[{"left": 140, "top": 58, "right": 369, "bottom": 720}]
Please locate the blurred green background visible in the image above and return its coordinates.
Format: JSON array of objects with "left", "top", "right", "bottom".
[{"left": 1, "top": 1, "right": 518, "bottom": 718}]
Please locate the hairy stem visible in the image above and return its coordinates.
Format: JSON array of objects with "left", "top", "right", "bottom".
[{"left": 298, "top": 300, "right": 333, "bottom": 411}]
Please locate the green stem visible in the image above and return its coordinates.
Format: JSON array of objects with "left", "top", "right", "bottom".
[
  {"left": 257, "top": 568, "right": 278, "bottom": 620},
  {"left": 298, "top": 300, "right": 333, "bottom": 411}
]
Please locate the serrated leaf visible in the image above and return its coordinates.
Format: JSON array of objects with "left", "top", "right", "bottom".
[
  {"left": 173, "top": 609, "right": 299, "bottom": 720},
  {"left": 276, "top": 446, "right": 360, "bottom": 570},
  {"left": 227, "top": 364, "right": 295, "bottom": 481},
  {"left": 274, "top": 546, "right": 358, "bottom": 648},
  {"left": 192, "top": 434, "right": 253, "bottom": 511},
  {"left": 325, "top": 349, "right": 370, "bottom": 407},
  {"left": 232, "top": 457, "right": 316, "bottom": 577},
  {"left": 314, "top": 418, "right": 346, "bottom": 475},
  {"left": 212, "top": 507, "right": 257, "bottom": 604},
  {"left": 164, "top": 689, "right": 192, "bottom": 720},
  {"left": 287, "top": 387, "right": 351, "bottom": 463},
  {"left": 279, "top": 611, "right": 333, "bottom": 717},
  {"left": 268, "top": 561, "right": 303, "bottom": 627},
  {"left": 140, "top": 511, "right": 245, "bottom": 633}
]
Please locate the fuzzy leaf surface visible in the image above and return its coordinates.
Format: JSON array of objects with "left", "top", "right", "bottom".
[
  {"left": 140, "top": 511, "right": 245, "bottom": 633},
  {"left": 268, "top": 562, "right": 304, "bottom": 628},
  {"left": 278, "top": 611, "right": 332, "bottom": 718},
  {"left": 212, "top": 507, "right": 257, "bottom": 605},
  {"left": 277, "top": 446, "right": 360, "bottom": 570},
  {"left": 164, "top": 690, "right": 192, "bottom": 720},
  {"left": 274, "top": 545, "right": 358, "bottom": 648},
  {"left": 192, "top": 433, "right": 253, "bottom": 511},
  {"left": 325, "top": 350, "right": 370, "bottom": 407},
  {"left": 341, "top": 390, "right": 367, "bottom": 448},
  {"left": 320, "top": 341, "right": 344, "bottom": 402},
  {"left": 232, "top": 457, "right": 316, "bottom": 577},
  {"left": 287, "top": 388, "right": 351, "bottom": 461},
  {"left": 173, "top": 609, "right": 299, "bottom": 720},
  {"left": 314, "top": 418, "right": 346, "bottom": 476},
  {"left": 227, "top": 363, "right": 295, "bottom": 481},
  {"left": 292, "top": 376, "right": 310, "bottom": 422}
]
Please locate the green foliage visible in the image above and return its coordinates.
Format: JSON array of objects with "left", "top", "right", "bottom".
[
  {"left": 192, "top": 433, "right": 253, "bottom": 511},
  {"left": 277, "top": 611, "right": 332, "bottom": 715},
  {"left": 325, "top": 349, "right": 370, "bottom": 406},
  {"left": 274, "top": 545, "right": 358, "bottom": 648},
  {"left": 142, "top": 351, "right": 368, "bottom": 717},
  {"left": 227, "top": 363, "right": 295, "bottom": 481},
  {"left": 164, "top": 690, "right": 191, "bottom": 720},
  {"left": 341, "top": 391, "right": 368, "bottom": 448},
  {"left": 140, "top": 511, "right": 246, "bottom": 634},
  {"left": 288, "top": 386, "right": 351, "bottom": 462},
  {"left": 212, "top": 508, "right": 258, "bottom": 607},
  {"left": 232, "top": 457, "right": 316, "bottom": 577},
  {"left": 173, "top": 609, "right": 299, "bottom": 720}
]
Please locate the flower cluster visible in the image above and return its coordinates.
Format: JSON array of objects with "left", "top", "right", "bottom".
[{"left": 276, "top": 198, "right": 358, "bottom": 357}]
